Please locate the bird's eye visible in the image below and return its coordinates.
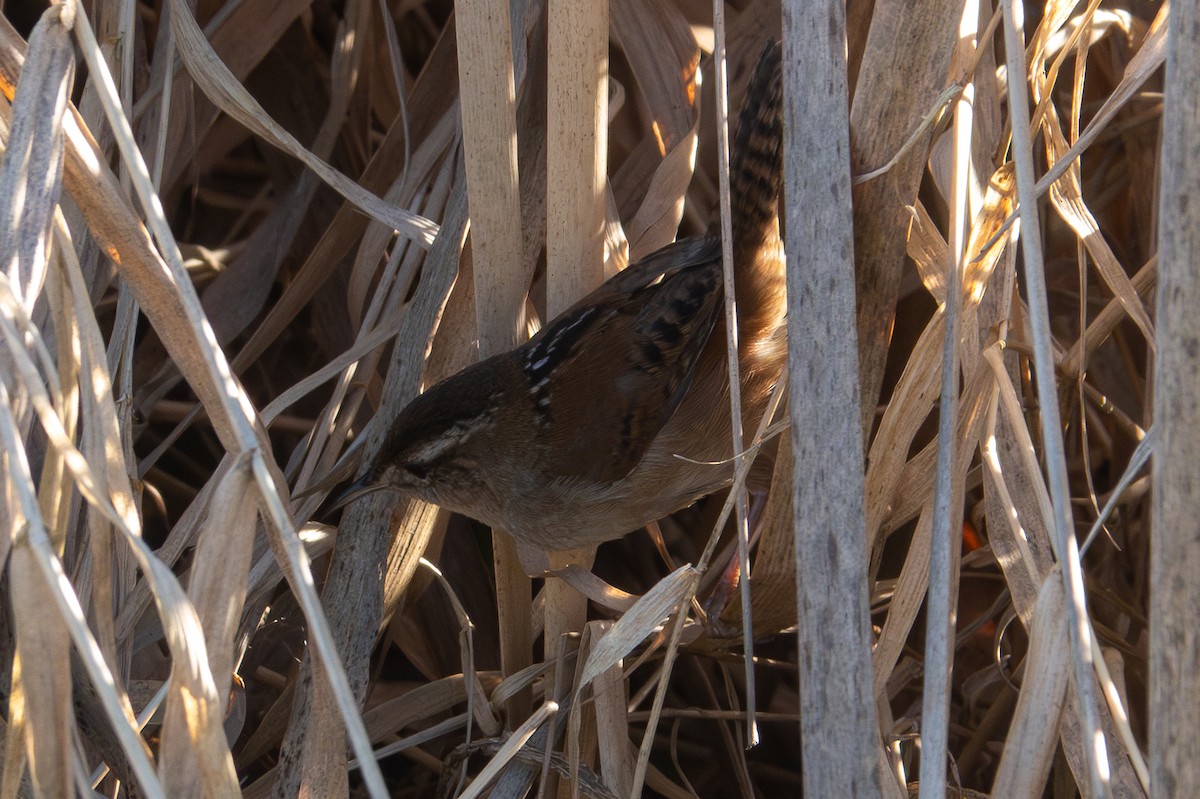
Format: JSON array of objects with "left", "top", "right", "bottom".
[{"left": 406, "top": 463, "right": 429, "bottom": 481}]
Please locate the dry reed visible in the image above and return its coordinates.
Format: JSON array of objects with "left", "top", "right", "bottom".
[{"left": 0, "top": 0, "right": 1171, "bottom": 796}]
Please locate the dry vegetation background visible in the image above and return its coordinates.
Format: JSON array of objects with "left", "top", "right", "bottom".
[{"left": 0, "top": 0, "right": 1179, "bottom": 797}]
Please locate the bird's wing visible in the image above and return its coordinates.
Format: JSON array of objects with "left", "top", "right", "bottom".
[{"left": 524, "top": 236, "right": 723, "bottom": 484}]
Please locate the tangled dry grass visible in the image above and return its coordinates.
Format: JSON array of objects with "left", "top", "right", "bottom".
[{"left": 0, "top": 0, "right": 1176, "bottom": 796}]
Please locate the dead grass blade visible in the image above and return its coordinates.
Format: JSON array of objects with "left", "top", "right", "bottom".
[
  {"left": 186, "top": 453, "right": 257, "bottom": 710},
  {"left": 9, "top": 547, "right": 73, "bottom": 798},
  {"left": 0, "top": 380, "right": 163, "bottom": 798},
  {"left": 1151, "top": 0, "right": 1200, "bottom": 792},
  {"left": 1080, "top": 428, "right": 1153, "bottom": 556},
  {"left": 1, "top": 658, "right": 28, "bottom": 799},
  {"left": 456, "top": 0, "right": 537, "bottom": 736},
  {"left": 543, "top": 0, "right": 610, "bottom": 780},
  {"left": 61, "top": 5, "right": 392, "bottom": 793},
  {"left": 3, "top": 6, "right": 233, "bottom": 794},
  {"left": 1035, "top": 5, "right": 1166, "bottom": 202},
  {"left": 990, "top": 576, "right": 1069, "bottom": 798},
  {"left": 233, "top": 80, "right": 458, "bottom": 375},
  {"left": 184, "top": 0, "right": 368, "bottom": 362},
  {"left": 552, "top": 565, "right": 639, "bottom": 613},
  {"left": 457, "top": 700, "right": 560, "bottom": 799},
  {"left": 146, "top": 0, "right": 313, "bottom": 191},
  {"left": 1042, "top": 124, "right": 1154, "bottom": 350},
  {"left": 4, "top": 268, "right": 237, "bottom": 796},
  {"left": 627, "top": 603, "right": 699, "bottom": 798},
  {"left": 980, "top": 345, "right": 1056, "bottom": 624},
  {"left": 611, "top": 0, "right": 699, "bottom": 260},
  {"left": 578, "top": 566, "right": 700, "bottom": 690},
  {"left": 273, "top": 154, "right": 468, "bottom": 797},
  {"left": 162, "top": 0, "right": 437, "bottom": 246},
  {"left": 871, "top": 364, "right": 994, "bottom": 701},
  {"left": 459, "top": 0, "right": 527, "bottom": 340},
  {"left": 547, "top": 0, "right": 609, "bottom": 311},
  {"left": 588, "top": 621, "right": 634, "bottom": 798},
  {"left": 0, "top": 4, "right": 71, "bottom": 315},
  {"left": 709, "top": 0, "right": 757, "bottom": 749},
  {"left": 0, "top": 0, "right": 76, "bottom": 595},
  {"left": 865, "top": 310, "right": 945, "bottom": 547},
  {"left": 918, "top": 8, "right": 979, "bottom": 793},
  {"left": 980, "top": 5, "right": 1167, "bottom": 259},
  {"left": 1002, "top": 1, "right": 1108, "bottom": 793},
  {"left": 781, "top": 0, "right": 881, "bottom": 793},
  {"left": 1062, "top": 256, "right": 1156, "bottom": 380},
  {"left": 848, "top": 0, "right": 961, "bottom": 426}
]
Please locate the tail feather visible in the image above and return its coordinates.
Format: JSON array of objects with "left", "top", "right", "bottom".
[{"left": 728, "top": 41, "right": 783, "bottom": 248}]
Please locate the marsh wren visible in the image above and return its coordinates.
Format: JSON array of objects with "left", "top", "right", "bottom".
[{"left": 341, "top": 42, "right": 785, "bottom": 550}]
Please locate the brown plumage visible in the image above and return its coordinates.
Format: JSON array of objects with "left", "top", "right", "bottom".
[{"left": 348, "top": 42, "right": 786, "bottom": 549}]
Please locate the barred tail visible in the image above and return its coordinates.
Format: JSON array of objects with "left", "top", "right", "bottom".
[{"left": 728, "top": 41, "right": 783, "bottom": 247}]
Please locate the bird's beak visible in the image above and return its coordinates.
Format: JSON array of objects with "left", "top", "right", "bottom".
[{"left": 327, "top": 473, "right": 392, "bottom": 512}]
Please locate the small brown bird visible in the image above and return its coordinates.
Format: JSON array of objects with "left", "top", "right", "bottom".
[{"left": 342, "top": 43, "right": 786, "bottom": 550}]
